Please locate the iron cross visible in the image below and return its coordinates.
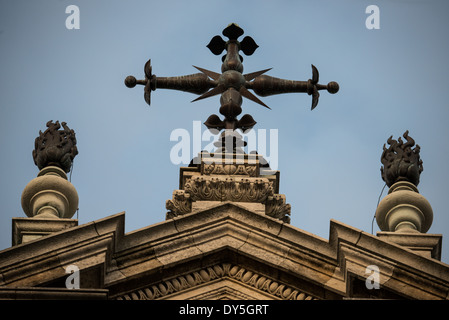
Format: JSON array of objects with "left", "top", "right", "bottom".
[{"left": 125, "top": 23, "right": 339, "bottom": 133}]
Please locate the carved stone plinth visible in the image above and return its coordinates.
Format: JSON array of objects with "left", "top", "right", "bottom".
[
  {"left": 166, "top": 152, "right": 290, "bottom": 223},
  {"left": 12, "top": 217, "right": 78, "bottom": 246},
  {"left": 377, "top": 232, "right": 442, "bottom": 260}
]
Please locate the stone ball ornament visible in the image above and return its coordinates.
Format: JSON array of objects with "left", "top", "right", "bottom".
[
  {"left": 21, "top": 166, "right": 79, "bottom": 219},
  {"left": 375, "top": 181, "right": 433, "bottom": 233}
]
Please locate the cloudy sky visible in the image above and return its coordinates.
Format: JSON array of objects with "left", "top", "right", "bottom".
[{"left": 1, "top": 0, "right": 448, "bottom": 264}]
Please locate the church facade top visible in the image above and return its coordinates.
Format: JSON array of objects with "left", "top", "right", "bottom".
[
  {"left": 124, "top": 23, "right": 339, "bottom": 134},
  {"left": 2, "top": 22, "right": 449, "bottom": 302}
]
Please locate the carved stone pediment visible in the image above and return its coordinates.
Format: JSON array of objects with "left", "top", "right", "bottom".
[{"left": 1, "top": 203, "right": 448, "bottom": 300}]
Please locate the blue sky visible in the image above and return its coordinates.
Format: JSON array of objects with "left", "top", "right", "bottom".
[{"left": 1, "top": 0, "right": 449, "bottom": 264}]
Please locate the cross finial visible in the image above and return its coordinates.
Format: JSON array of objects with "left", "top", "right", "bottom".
[{"left": 125, "top": 23, "right": 339, "bottom": 134}]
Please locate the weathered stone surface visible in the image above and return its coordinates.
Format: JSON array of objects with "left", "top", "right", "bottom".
[
  {"left": 1, "top": 205, "right": 448, "bottom": 300},
  {"left": 12, "top": 217, "right": 78, "bottom": 246},
  {"left": 376, "top": 181, "right": 433, "bottom": 233},
  {"left": 200, "top": 152, "right": 260, "bottom": 177},
  {"left": 0, "top": 287, "right": 107, "bottom": 300},
  {"left": 15, "top": 165, "right": 80, "bottom": 247},
  {"left": 21, "top": 166, "right": 79, "bottom": 219},
  {"left": 377, "top": 231, "right": 442, "bottom": 259},
  {"left": 116, "top": 264, "right": 316, "bottom": 300},
  {"left": 167, "top": 157, "right": 289, "bottom": 223}
]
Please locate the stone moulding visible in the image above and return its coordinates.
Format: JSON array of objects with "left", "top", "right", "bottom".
[
  {"left": 12, "top": 217, "right": 78, "bottom": 246},
  {"left": 1, "top": 209, "right": 449, "bottom": 300},
  {"left": 202, "top": 162, "right": 259, "bottom": 177},
  {"left": 115, "top": 263, "right": 316, "bottom": 300},
  {"left": 199, "top": 152, "right": 261, "bottom": 177},
  {"left": 0, "top": 287, "right": 108, "bottom": 300}
]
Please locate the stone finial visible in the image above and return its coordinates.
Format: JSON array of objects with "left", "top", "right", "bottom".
[
  {"left": 22, "top": 121, "right": 79, "bottom": 219},
  {"left": 32, "top": 120, "right": 78, "bottom": 173},
  {"left": 14, "top": 121, "right": 80, "bottom": 245},
  {"left": 376, "top": 131, "right": 432, "bottom": 233}
]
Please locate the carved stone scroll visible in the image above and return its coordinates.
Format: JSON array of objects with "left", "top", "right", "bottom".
[
  {"left": 265, "top": 194, "right": 291, "bottom": 223},
  {"left": 166, "top": 190, "right": 192, "bottom": 219}
]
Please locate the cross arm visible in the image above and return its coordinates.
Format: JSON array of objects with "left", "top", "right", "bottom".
[
  {"left": 124, "top": 59, "right": 217, "bottom": 105},
  {"left": 247, "top": 65, "right": 339, "bottom": 110}
]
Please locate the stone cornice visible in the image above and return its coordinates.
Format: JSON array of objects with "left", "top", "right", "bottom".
[
  {"left": 0, "top": 287, "right": 108, "bottom": 300},
  {"left": 0, "top": 212, "right": 125, "bottom": 287},
  {"left": 0, "top": 203, "right": 448, "bottom": 299}
]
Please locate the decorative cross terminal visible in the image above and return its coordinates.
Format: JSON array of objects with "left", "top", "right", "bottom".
[{"left": 125, "top": 23, "right": 339, "bottom": 135}]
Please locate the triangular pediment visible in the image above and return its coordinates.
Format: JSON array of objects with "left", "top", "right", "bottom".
[{"left": 1, "top": 201, "right": 449, "bottom": 300}]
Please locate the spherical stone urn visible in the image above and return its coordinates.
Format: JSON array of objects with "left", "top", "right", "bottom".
[
  {"left": 375, "top": 181, "right": 433, "bottom": 233},
  {"left": 21, "top": 166, "right": 79, "bottom": 219}
]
